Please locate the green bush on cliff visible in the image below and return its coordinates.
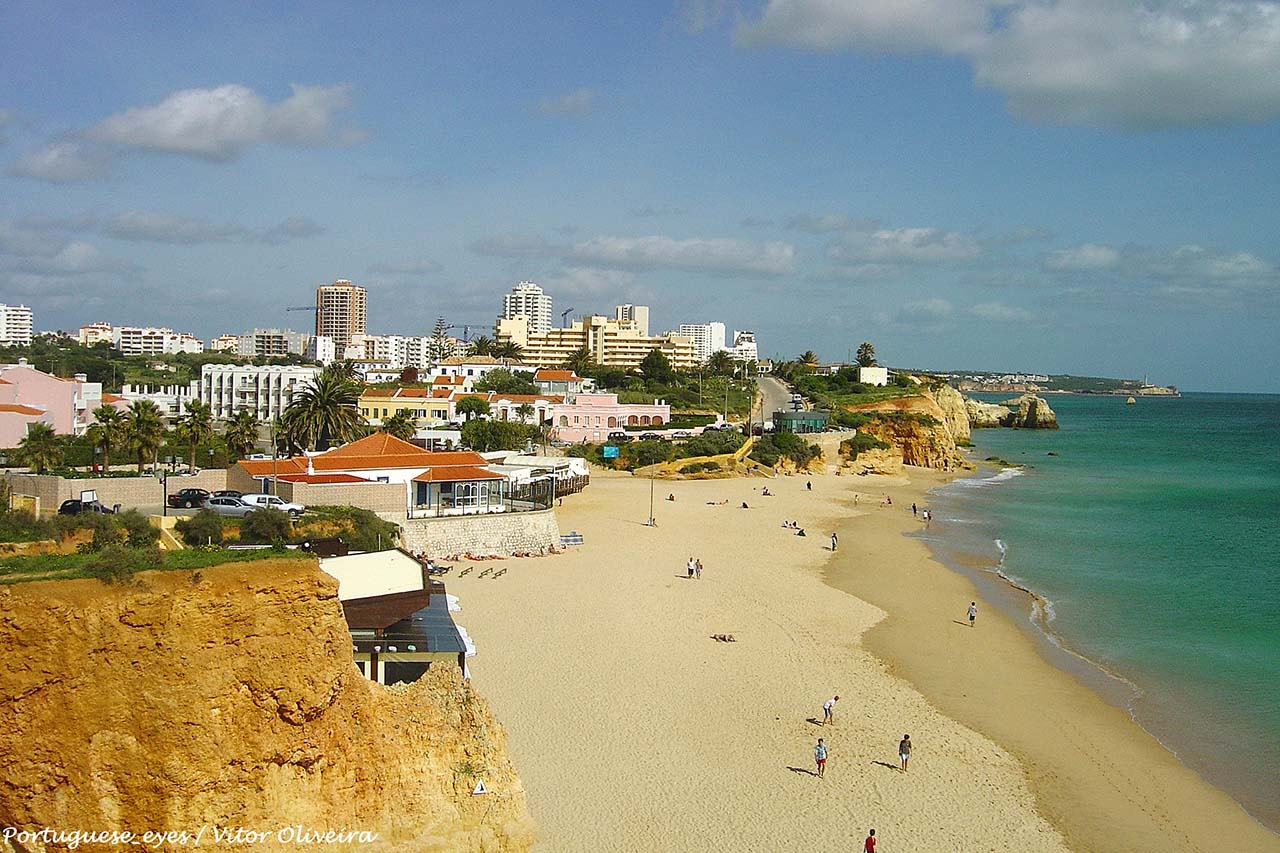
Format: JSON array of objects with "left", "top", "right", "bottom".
[
  {"left": 302, "top": 506, "right": 399, "bottom": 552},
  {"left": 175, "top": 509, "right": 224, "bottom": 547},
  {"left": 84, "top": 544, "right": 163, "bottom": 584},
  {"left": 240, "top": 507, "right": 292, "bottom": 545},
  {"left": 751, "top": 433, "right": 821, "bottom": 468},
  {"left": 841, "top": 433, "right": 889, "bottom": 460},
  {"left": 118, "top": 509, "right": 160, "bottom": 548}
]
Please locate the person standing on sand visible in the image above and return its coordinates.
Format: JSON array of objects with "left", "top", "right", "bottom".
[
  {"left": 814, "top": 738, "right": 828, "bottom": 777},
  {"left": 695, "top": 559, "right": 702, "bottom": 580},
  {"left": 899, "top": 734, "right": 911, "bottom": 771},
  {"left": 830, "top": 532, "right": 838, "bottom": 552},
  {"left": 968, "top": 601, "right": 977, "bottom": 627},
  {"left": 822, "top": 694, "right": 839, "bottom": 725},
  {"left": 687, "top": 557, "right": 695, "bottom": 579},
  {"left": 864, "top": 829, "right": 876, "bottom": 852},
  {"left": 912, "top": 502, "right": 917, "bottom": 517}
]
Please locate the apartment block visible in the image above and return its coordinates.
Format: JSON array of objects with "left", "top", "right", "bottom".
[
  {"left": 677, "top": 322, "right": 727, "bottom": 363},
  {"left": 0, "top": 304, "right": 34, "bottom": 347},
  {"left": 315, "top": 280, "right": 367, "bottom": 352},
  {"left": 113, "top": 327, "right": 204, "bottom": 355},
  {"left": 196, "top": 363, "right": 320, "bottom": 421},
  {"left": 237, "top": 328, "right": 308, "bottom": 358},
  {"left": 496, "top": 314, "right": 696, "bottom": 370},
  {"left": 500, "top": 281, "right": 552, "bottom": 334},
  {"left": 77, "top": 321, "right": 115, "bottom": 347}
]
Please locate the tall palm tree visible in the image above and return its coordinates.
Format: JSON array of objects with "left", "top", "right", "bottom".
[
  {"left": 563, "top": 346, "right": 595, "bottom": 374},
  {"left": 17, "top": 423, "right": 63, "bottom": 474},
  {"left": 177, "top": 400, "right": 214, "bottom": 471},
  {"left": 127, "top": 400, "right": 167, "bottom": 473},
  {"left": 799, "top": 350, "right": 819, "bottom": 366},
  {"left": 515, "top": 402, "right": 534, "bottom": 424},
  {"left": 706, "top": 350, "right": 736, "bottom": 376},
  {"left": 490, "top": 340, "right": 525, "bottom": 364},
  {"left": 379, "top": 410, "right": 417, "bottom": 442},
  {"left": 223, "top": 410, "right": 261, "bottom": 460},
  {"left": 87, "top": 405, "right": 127, "bottom": 473},
  {"left": 281, "top": 364, "right": 365, "bottom": 450},
  {"left": 468, "top": 335, "right": 493, "bottom": 356}
]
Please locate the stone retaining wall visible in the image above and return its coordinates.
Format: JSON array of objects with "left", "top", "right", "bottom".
[
  {"left": 4, "top": 470, "right": 228, "bottom": 513},
  {"left": 277, "top": 481, "right": 407, "bottom": 515},
  {"left": 397, "top": 509, "right": 561, "bottom": 558}
]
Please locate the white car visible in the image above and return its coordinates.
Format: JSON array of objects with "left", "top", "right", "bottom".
[
  {"left": 201, "top": 496, "right": 257, "bottom": 518},
  {"left": 239, "top": 493, "right": 305, "bottom": 517}
]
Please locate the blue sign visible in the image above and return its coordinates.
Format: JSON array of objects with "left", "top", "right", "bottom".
[{"left": 602, "top": 445, "right": 620, "bottom": 459}]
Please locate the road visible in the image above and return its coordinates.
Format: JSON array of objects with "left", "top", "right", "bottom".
[{"left": 756, "top": 375, "right": 799, "bottom": 423}]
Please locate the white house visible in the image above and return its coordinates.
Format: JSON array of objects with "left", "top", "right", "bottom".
[{"left": 857, "top": 366, "right": 889, "bottom": 386}]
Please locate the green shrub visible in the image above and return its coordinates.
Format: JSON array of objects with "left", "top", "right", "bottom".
[
  {"left": 85, "top": 544, "right": 163, "bottom": 584},
  {"left": 681, "top": 430, "right": 744, "bottom": 458},
  {"left": 174, "top": 509, "right": 224, "bottom": 547},
  {"left": 565, "top": 443, "right": 594, "bottom": 459},
  {"left": 685, "top": 460, "right": 722, "bottom": 473},
  {"left": 303, "top": 506, "right": 399, "bottom": 552},
  {"left": 751, "top": 433, "right": 822, "bottom": 468},
  {"left": 117, "top": 509, "right": 160, "bottom": 547},
  {"left": 0, "top": 509, "right": 54, "bottom": 542},
  {"left": 841, "top": 433, "right": 889, "bottom": 460},
  {"left": 240, "top": 506, "right": 292, "bottom": 544},
  {"left": 629, "top": 439, "right": 676, "bottom": 468}
]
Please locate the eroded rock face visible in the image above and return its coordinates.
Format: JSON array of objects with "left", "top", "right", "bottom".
[
  {"left": 965, "top": 398, "right": 1012, "bottom": 429},
  {"left": 932, "top": 384, "right": 971, "bottom": 445},
  {"left": 1002, "top": 394, "right": 1059, "bottom": 429},
  {"left": 0, "top": 559, "right": 534, "bottom": 853},
  {"left": 841, "top": 446, "right": 904, "bottom": 475},
  {"left": 844, "top": 393, "right": 967, "bottom": 470}
]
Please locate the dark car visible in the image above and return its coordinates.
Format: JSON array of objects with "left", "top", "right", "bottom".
[
  {"left": 58, "top": 499, "right": 115, "bottom": 516},
  {"left": 212, "top": 489, "right": 243, "bottom": 499},
  {"left": 606, "top": 431, "right": 633, "bottom": 443},
  {"left": 167, "top": 487, "right": 210, "bottom": 508},
  {"left": 639, "top": 432, "right": 663, "bottom": 441}
]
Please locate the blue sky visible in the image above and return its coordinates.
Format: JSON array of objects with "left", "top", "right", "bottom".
[{"left": 2, "top": 1, "right": 1278, "bottom": 391}]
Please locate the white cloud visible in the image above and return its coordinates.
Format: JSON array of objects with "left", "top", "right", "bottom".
[
  {"left": 543, "top": 266, "right": 636, "bottom": 295},
  {"left": 831, "top": 226, "right": 981, "bottom": 264},
  {"left": 900, "top": 297, "right": 954, "bottom": 318},
  {"left": 367, "top": 259, "right": 443, "bottom": 276},
  {"left": 736, "top": 0, "right": 991, "bottom": 53},
  {"left": 87, "top": 83, "right": 362, "bottom": 160},
  {"left": 536, "top": 88, "right": 597, "bottom": 118},
  {"left": 1158, "top": 245, "right": 1274, "bottom": 285},
  {"left": 1045, "top": 242, "right": 1121, "bottom": 271},
  {"left": 735, "top": 0, "right": 1280, "bottom": 127},
  {"left": 20, "top": 211, "right": 324, "bottom": 245},
  {"left": 786, "top": 213, "right": 877, "bottom": 233},
  {"left": 968, "top": 301, "right": 1035, "bottom": 322},
  {"left": 8, "top": 140, "right": 111, "bottom": 182},
  {"left": 570, "top": 235, "right": 796, "bottom": 276}
]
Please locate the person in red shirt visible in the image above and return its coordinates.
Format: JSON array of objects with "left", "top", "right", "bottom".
[{"left": 864, "top": 828, "right": 876, "bottom": 851}]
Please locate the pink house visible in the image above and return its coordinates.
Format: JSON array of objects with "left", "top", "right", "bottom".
[
  {"left": 0, "top": 359, "right": 124, "bottom": 447},
  {"left": 551, "top": 393, "right": 671, "bottom": 443}
]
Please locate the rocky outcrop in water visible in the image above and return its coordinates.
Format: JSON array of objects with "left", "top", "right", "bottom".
[
  {"left": 1000, "top": 394, "right": 1059, "bottom": 429},
  {"left": 0, "top": 559, "right": 534, "bottom": 852},
  {"left": 964, "top": 397, "right": 1012, "bottom": 428}
]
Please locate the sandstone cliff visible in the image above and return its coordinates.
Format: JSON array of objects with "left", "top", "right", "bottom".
[
  {"left": 931, "top": 384, "right": 971, "bottom": 445},
  {"left": 843, "top": 394, "right": 966, "bottom": 470},
  {"left": 0, "top": 559, "right": 534, "bottom": 853}
]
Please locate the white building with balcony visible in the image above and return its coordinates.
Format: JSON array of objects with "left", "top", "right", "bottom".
[
  {"left": 678, "top": 322, "right": 727, "bottom": 364},
  {"left": 113, "top": 326, "right": 204, "bottom": 356},
  {"left": 0, "top": 304, "right": 34, "bottom": 347},
  {"left": 197, "top": 364, "right": 320, "bottom": 421}
]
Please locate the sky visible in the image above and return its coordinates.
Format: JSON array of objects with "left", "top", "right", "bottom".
[{"left": 1, "top": 1, "right": 1278, "bottom": 392}]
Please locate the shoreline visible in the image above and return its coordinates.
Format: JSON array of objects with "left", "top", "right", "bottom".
[
  {"left": 449, "top": 467, "right": 1277, "bottom": 851},
  {"left": 822, "top": 465, "right": 1279, "bottom": 851}
]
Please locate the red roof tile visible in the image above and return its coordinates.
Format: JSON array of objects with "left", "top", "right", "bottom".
[
  {"left": 534, "top": 369, "right": 580, "bottom": 381},
  {"left": 276, "top": 473, "right": 370, "bottom": 485},
  {"left": 412, "top": 466, "right": 505, "bottom": 483},
  {"left": 0, "top": 404, "right": 44, "bottom": 416}
]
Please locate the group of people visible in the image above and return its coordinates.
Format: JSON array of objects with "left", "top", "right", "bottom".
[
  {"left": 910, "top": 502, "right": 932, "bottom": 522},
  {"left": 685, "top": 556, "right": 704, "bottom": 579},
  {"left": 804, "top": 697, "right": 901, "bottom": 851}
]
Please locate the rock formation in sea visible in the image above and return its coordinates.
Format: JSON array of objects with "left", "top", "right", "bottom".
[
  {"left": 842, "top": 392, "right": 966, "bottom": 470},
  {"left": 1000, "top": 393, "right": 1059, "bottom": 429},
  {"left": 964, "top": 397, "right": 1012, "bottom": 429},
  {"left": 932, "top": 383, "right": 972, "bottom": 445},
  {"left": 0, "top": 558, "right": 535, "bottom": 852}
]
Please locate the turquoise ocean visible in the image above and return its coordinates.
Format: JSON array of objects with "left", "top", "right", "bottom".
[{"left": 915, "top": 392, "right": 1279, "bottom": 832}]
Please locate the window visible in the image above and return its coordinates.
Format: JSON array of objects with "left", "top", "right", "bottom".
[
  {"left": 607, "top": 417, "right": 617, "bottom": 427},
  {"left": 559, "top": 415, "right": 568, "bottom": 426}
]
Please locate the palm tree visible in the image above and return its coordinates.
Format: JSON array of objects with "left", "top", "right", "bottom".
[
  {"left": 799, "top": 350, "right": 819, "bottom": 367},
  {"left": 490, "top": 340, "right": 525, "bottom": 364},
  {"left": 380, "top": 410, "right": 417, "bottom": 442},
  {"left": 515, "top": 402, "right": 534, "bottom": 424},
  {"left": 176, "top": 400, "right": 214, "bottom": 471},
  {"left": 223, "top": 410, "right": 260, "bottom": 460},
  {"left": 87, "top": 405, "right": 127, "bottom": 473},
  {"left": 468, "top": 335, "right": 493, "bottom": 356},
  {"left": 563, "top": 346, "right": 595, "bottom": 374},
  {"left": 281, "top": 364, "right": 365, "bottom": 450},
  {"left": 706, "top": 350, "right": 736, "bottom": 376},
  {"left": 17, "top": 423, "right": 63, "bottom": 474},
  {"left": 126, "top": 400, "right": 167, "bottom": 473}
]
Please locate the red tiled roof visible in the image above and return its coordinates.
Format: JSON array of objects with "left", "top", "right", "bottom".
[
  {"left": 432, "top": 376, "right": 465, "bottom": 385},
  {"left": 276, "top": 473, "right": 370, "bottom": 485},
  {"left": 412, "top": 465, "right": 505, "bottom": 483},
  {"left": 101, "top": 393, "right": 127, "bottom": 404},
  {"left": 495, "top": 394, "right": 562, "bottom": 404},
  {"left": 237, "top": 457, "right": 307, "bottom": 476},
  {"left": 235, "top": 436, "right": 490, "bottom": 476},
  {"left": 361, "top": 387, "right": 430, "bottom": 399},
  {"left": 534, "top": 369, "right": 580, "bottom": 381},
  {"left": 0, "top": 404, "right": 44, "bottom": 416}
]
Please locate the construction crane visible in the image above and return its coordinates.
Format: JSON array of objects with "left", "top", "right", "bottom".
[
  {"left": 561, "top": 308, "right": 574, "bottom": 328},
  {"left": 285, "top": 305, "right": 316, "bottom": 312},
  {"left": 443, "top": 323, "right": 490, "bottom": 343}
]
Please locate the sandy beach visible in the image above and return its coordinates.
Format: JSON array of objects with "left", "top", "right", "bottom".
[{"left": 449, "top": 467, "right": 1279, "bottom": 852}]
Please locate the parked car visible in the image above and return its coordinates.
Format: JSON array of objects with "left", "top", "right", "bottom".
[
  {"left": 549, "top": 439, "right": 571, "bottom": 448},
  {"left": 167, "top": 488, "right": 210, "bottom": 508},
  {"left": 57, "top": 499, "right": 115, "bottom": 515},
  {"left": 639, "top": 432, "right": 664, "bottom": 441},
  {"left": 212, "top": 489, "right": 243, "bottom": 499},
  {"left": 606, "top": 431, "right": 633, "bottom": 444},
  {"left": 201, "top": 496, "right": 257, "bottom": 518},
  {"left": 672, "top": 430, "right": 692, "bottom": 439},
  {"left": 239, "top": 493, "right": 305, "bottom": 517}
]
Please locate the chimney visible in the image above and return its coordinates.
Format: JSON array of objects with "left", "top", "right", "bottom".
[
  {"left": 17, "top": 358, "right": 28, "bottom": 367},
  {"left": 74, "top": 373, "right": 88, "bottom": 382}
]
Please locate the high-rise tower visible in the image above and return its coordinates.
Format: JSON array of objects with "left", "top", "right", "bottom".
[
  {"left": 500, "top": 281, "right": 552, "bottom": 334},
  {"left": 315, "top": 280, "right": 367, "bottom": 352}
]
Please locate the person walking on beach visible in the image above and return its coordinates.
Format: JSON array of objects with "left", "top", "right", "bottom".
[
  {"left": 830, "top": 532, "right": 838, "bottom": 552},
  {"left": 899, "top": 734, "right": 911, "bottom": 771},
  {"left": 695, "top": 559, "right": 702, "bottom": 580},
  {"left": 687, "top": 557, "right": 695, "bottom": 579},
  {"left": 863, "top": 829, "right": 876, "bottom": 852},
  {"left": 822, "top": 694, "right": 839, "bottom": 725},
  {"left": 912, "top": 502, "right": 917, "bottom": 517},
  {"left": 806, "top": 480, "right": 812, "bottom": 491},
  {"left": 814, "top": 738, "right": 828, "bottom": 778},
  {"left": 968, "top": 601, "right": 977, "bottom": 628}
]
